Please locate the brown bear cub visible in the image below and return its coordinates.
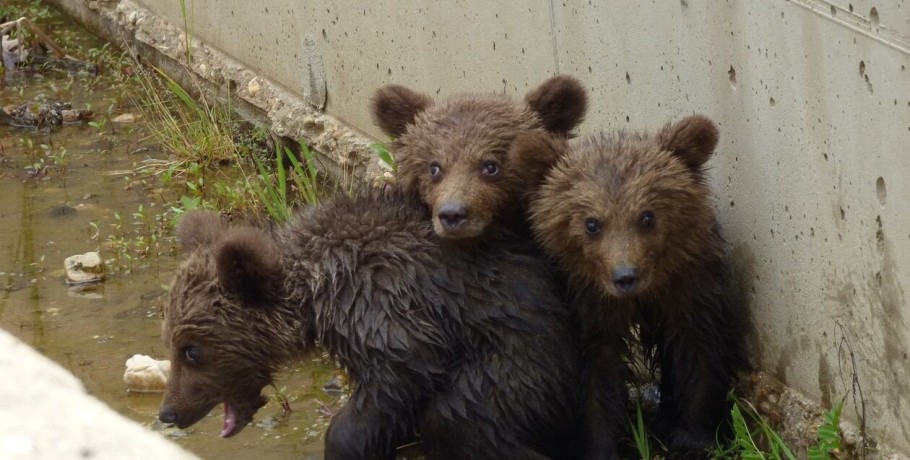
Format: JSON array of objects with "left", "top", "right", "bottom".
[
  {"left": 526, "top": 115, "right": 749, "bottom": 457},
  {"left": 371, "top": 75, "right": 587, "bottom": 240},
  {"left": 157, "top": 190, "right": 581, "bottom": 460}
]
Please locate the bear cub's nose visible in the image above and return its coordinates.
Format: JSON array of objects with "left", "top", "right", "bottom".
[
  {"left": 158, "top": 406, "right": 178, "bottom": 424},
  {"left": 612, "top": 266, "right": 639, "bottom": 294},
  {"left": 438, "top": 203, "right": 468, "bottom": 230}
]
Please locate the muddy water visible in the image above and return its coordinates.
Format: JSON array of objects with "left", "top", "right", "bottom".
[{"left": 0, "top": 4, "right": 336, "bottom": 459}]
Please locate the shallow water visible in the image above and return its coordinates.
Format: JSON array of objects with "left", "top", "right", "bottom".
[{"left": 0, "top": 3, "right": 336, "bottom": 458}]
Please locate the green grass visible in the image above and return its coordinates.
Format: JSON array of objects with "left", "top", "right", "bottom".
[
  {"left": 178, "top": 0, "right": 193, "bottom": 64},
  {"left": 129, "top": 58, "right": 324, "bottom": 219},
  {"left": 130, "top": 62, "right": 237, "bottom": 168},
  {"left": 631, "top": 403, "right": 654, "bottom": 460},
  {"left": 628, "top": 394, "right": 844, "bottom": 460},
  {"left": 249, "top": 141, "right": 321, "bottom": 223},
  {"left": 724, "top": 397, "right": 796, "bottom": 460}
]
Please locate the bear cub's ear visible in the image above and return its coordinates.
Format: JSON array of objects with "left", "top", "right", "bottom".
[
  {"left": 371, "top": 85, "right": 435, "bottom": 138},
  {"left": 215, "top": 227, "right": 284, "bottom": 308},
  {"left": 659, "top": 114, "right": 719, "bottom": 169},
  {"left": 524, "top": 75, "right": 588, "bottom": 135},
  {"left": 510, "top": 131, "right": 569, "bottom": 185},
  {"left": 176, "top": 210, "right": 229, "bottom": 254}
]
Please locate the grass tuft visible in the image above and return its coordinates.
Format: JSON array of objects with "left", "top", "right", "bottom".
[{"left": 248, "top": 141, "right": 321, "bottom": 223}]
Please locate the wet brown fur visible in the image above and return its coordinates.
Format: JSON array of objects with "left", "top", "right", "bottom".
[
  {"left": 160, "top": 191, "right": 582, "bottom": 460},
  {"left": 371, "top": 75, "right": 587, "bottom": 240},
  {"left": 528, "top": 115, "right": 749, "bottom": 458}
]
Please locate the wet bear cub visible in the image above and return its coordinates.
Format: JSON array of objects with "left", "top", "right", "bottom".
[
  {"left": 371, "top": 75, "right": 587, "bottom": 240},
  {"left": 526, "top": 115, "right": 749, "bottom": 457},
  {"left": 157, "top": 190, "right": 581, "bottom": 460}
]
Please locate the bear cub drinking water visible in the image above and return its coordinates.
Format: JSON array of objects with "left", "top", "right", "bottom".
[{"left": 158, "top": 190, "right": 582, "bottom": 460}]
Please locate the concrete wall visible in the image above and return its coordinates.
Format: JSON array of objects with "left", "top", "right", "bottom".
[{"left": 54, "top": 0, "right": 910, "bottom": 455}]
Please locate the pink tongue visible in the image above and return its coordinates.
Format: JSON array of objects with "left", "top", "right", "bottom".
[{"left": 221, "top": 402, "right": 238, "bottom": 437}]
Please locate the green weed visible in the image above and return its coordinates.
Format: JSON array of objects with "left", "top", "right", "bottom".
[
  {"left": 723, "top": 397, "right": 796, "bottom": 460},
  {"left": 249, "top": 141, "right": 321, "bottom": 223},
  {"left": 808, "top": 399, "right": 844, "bottom": 460},
  {"left": 178, "top": 0, "right": 193, "bottom": 64},
  {"left": 631, "top": 403, "right": 654, "bottom": 460},
  {"left": 130, "top": 62, "right": 236, "bottom": 167},
  {"left": 625, "top": 394, "right": 845, "bottom": 460},
  {"left": 97, "top": 202, "right": 177, "bottom": 275},
  {"left": 371, "top": 142, "right": 395, "bottom": 171}
]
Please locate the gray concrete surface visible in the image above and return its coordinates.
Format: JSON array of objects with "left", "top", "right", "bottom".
[
  {"left": 0, "top": 329, "right": 197, "bottom": 459},
  {"left": 44, "top": 0, "right": 910, "bottom": 456}
]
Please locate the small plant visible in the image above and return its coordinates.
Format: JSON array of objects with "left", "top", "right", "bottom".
[
  {"left": 249, "top": 140, "right": 321, "bottom": 222},
  {"left": 178, "top": 0, "right": 194, "bottom": 64},
  {"left": 97, "top": 203, "right": 177, "bottom": 274},
  {"left": 130, "top": 61, "right": 236, "bottom": 167},
  {"left": 47, "top": 145, "right": 67, "bottom": 169},
  {"left": 713, "top": 395, "right": 795, "bottom": 460},
  {"left": 106, "top": 211, "right": 134, "bottom": 273},
  {"left": 272, "top": 385, "right": 293, "bottom": 415},
  {"left": 631, "top": 403, "right": 653, "bottom": 460},
  {"left": 87, "top": 117, "right": 107, "bottom": 132},
  {"left": 169, "top": 194, "right": 207, "bottom": 227},
  {"left": 371, "top": 142, "right": 395, "bottom": 171},
  {"left": 808, "top": 400, "right": 844, "bottom": 460}
]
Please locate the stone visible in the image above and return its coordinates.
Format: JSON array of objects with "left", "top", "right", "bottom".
[
  {"left": 124, "top": 354, "right": 171, "bottom": 393},
  {"left": 247, "top": 77, "right": 261, "bottom": 96},
  {"left": 63, "top": 252, "right": 104, "bottom": 285},
  {"left": 111, "top": 113, "right": 138, "bottom": 123},
  {"left": 61, "top": 109, "right": 91, "bottom": 123}
]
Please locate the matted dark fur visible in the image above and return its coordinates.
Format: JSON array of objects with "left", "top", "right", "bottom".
[
  {"left": 159, "top": 191, "right": 581, "bottom": 460},
  {"left": 371, "top": 75, "right": 587, "bottom": 240},
  {"left": 527, "top": 115, "right": 749, "bottom": 458}
]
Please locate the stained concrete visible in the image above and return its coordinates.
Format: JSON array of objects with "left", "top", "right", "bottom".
[{"left": 44, "top": 0, "right": 910, "bottom": 456}]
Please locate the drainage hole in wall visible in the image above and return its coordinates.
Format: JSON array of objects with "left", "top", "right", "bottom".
[
  {"left": 859, "top": 60, "right": 865, "bottom": 76},
  {"left": 876, "top": 176, "right": 886, "bottom": 206},
  {"left": 870, "top": 7, "right": 880, "bottom": 27},
  {"left": 728, "top": 65, "right": 737, "bottom": 89}
]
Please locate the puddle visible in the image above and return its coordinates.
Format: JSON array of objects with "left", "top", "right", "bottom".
[{"left": 0, "top": 2, "right": 336, "bottom": 458}]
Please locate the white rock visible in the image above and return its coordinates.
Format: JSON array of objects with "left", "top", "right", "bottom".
[
  {"left": 111, "top": 113, "right": 138, "bottom": 123},
  {"left": 248, "top": 77, "right": 261, "bottom": 96},
  {"left": 124, "top": 355, "right": 170, "bottom": 393},
  {"left": 63, "top": 252, "right": 104, "bottom": 286}
]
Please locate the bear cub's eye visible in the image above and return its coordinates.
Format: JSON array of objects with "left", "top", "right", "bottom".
[
  {"left": 480, "top": 161, "right": 500, "bottom": 178},
  {"left": 183, "top": 345, "right": 200, "bottom": 364},
  {"left": 640, "top": 211, "right": 656, "bottom": 229},
  {"left": 584, "top": 217, "right": 602, "bottom": 236},
  {"left": 429, "top": 162, "right": 442, "bottom": 179}
]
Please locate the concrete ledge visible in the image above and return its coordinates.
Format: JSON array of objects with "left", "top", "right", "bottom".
[{"left": 0, "top": 328, "right": 196, "bottom": 460}]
